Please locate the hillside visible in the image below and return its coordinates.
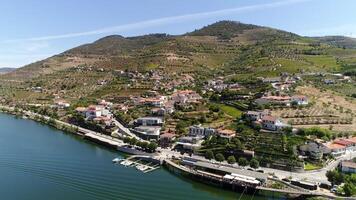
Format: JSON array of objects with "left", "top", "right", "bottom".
[
  {"left": 1, "top": 20, "right": 356, "bottom": 102},
  {"left": 313, "top": 36, "right": 356, "bottom": 49},
  {"left": 0, "top": 67, "right": 15, "bottom": 74}
]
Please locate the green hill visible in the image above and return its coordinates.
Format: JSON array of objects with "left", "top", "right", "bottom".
[{"left": 1, "top": 20, "right": 356, "bottom": 102}]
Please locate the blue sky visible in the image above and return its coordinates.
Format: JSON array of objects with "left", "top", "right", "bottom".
[{"left": 0, "top": 0, "right": 355, "bottom": 68}]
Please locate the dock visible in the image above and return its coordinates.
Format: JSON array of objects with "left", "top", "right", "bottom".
[{"left": 114, "top": 155, "right": 161, "bottom": 173}]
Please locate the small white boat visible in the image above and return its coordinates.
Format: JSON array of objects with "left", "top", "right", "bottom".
[
  {"left": 112, "top": 157, "right": 124, "bottom": 163},
  {"left": 120, "top": 160, "right": 133, "bottom": 166}
]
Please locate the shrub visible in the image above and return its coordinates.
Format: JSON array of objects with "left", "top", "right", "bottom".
[
  {"left": 205, "top": 150, "right": 214, "bottom": 160},
  {"left": 238, "top": 157, "right": 249, "bottom": 166},
  {"left": 250, "top": 158, "right": 260, "bottom": 169},
  {"left": 227, "top": 156, "right": 236, "bottom": 164},
  {"left": 215, "top": 153, "right": 225, "bottom": 162}
]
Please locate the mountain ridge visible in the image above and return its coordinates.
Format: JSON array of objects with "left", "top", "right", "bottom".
[{"left": 2, "top": 20, "right": 355, "bottom": 82}]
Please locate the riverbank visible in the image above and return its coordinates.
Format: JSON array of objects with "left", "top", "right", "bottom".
[
  {"left": 0, "top": 112, "right": 252, "bottom": 200},
  {"left": 0, "top": 105, "right": 344, "bottom": 199}
]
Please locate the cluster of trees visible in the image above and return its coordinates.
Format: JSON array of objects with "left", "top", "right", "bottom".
[
  {"left": 326, "top": 169, "right": 356, "bottom": 197},
  {"left": 123, "top": 137, "right": 158, "bottom": 152},
  {"left": 204, "top": 150, "right": 260, "bottom": 169},
  {"left": 69, "top": 113, "right": 106, "bottom": 134},
  {"left": 27, "top": 106, "right": 59, "bottom": 119},
  {"left": 299, "top": 127, "right": 332, "bottom": 140}
]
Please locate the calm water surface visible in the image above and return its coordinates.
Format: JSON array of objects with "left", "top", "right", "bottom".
[{"left": 0, "top": 113, "right": 280, "bottom": 200}]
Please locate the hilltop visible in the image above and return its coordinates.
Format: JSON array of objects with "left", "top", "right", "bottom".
[{"left": 1, "top": 20, "right": 356, "bottom": 102}]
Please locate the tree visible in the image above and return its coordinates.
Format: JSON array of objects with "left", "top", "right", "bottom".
[
  {"left": 205, "top": 150, "right": 214, "bottom": 160},
  {"left": 199, "top": 114, "right": 207, "bottom": 123},
  {"left": 215, "top": 153, "right": 225, "bottom": 162},
  {"left": 231, "top": 137, "right": 242, "bottom": 150},
  {"left": 326, "top": 170, "right": 344, "bottom": 185},
  {"left": 250, "top": 158, "right": 260, "bottom": 169},
  {"left": 141, "top": 141, "right": 149, "bottom": 150},
  {"left": 123, "top": 137, "right": 131, "bottom": 144},
  {"left": 227, "top": 156, "right": 236, "bottom": 164},
  {"left": 343, "top": 182, "right": 356, "bottom": 197},
  {"left": 238, "top": 157, "right": 249, "bottom": 166},
  {"left": 147, "top": 142, "right": 158, "bottom": 152},
  {"left": 129, "top": 137, "right": 137, "bottom": 146}
]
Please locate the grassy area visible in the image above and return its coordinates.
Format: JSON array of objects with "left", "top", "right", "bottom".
[
  {"left": 304, "top": 162, "right": 323, "bottom": 171},
  {"left": 303, "top": 55, "right": 341, "bottom": 71},
  {"left": 217, "top": 104, "right": 242, "bottom": 118}
]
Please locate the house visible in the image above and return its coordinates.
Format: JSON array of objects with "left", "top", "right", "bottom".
[
  {"left": 216, "top": 129, "right": 236, "bottom": 139},
  {"left": 246, "top": 110, "right": 269, "bottom": 121},
  {"left": 135, "top": 96, "right": 166, "bottom": 107},
  {"left": 93, "top": 116, "right": 113, "bottom": 126},
  {"left": 299, "top": 142, "right": 330, "bottom": 160},
  {"left": 85, "top": 105, "right": 103, "bottom": 119},
  {"left": 346, "top": 137, "right": 356, "bottom": 150},
  {"left": 261, "top": 116, "right": 289, "bottom": 131},
  {"left": 291, "top": 95, "right": 309, "bottom": 105},
  {"left": 98, "top": 100, "right": 113, "bottom": 108},
  {"left": 151, "top": 108, "right": 166, "bottom": 116},
  {"left": 54, "top": 100, "right": 70, "bottom": 109},
  {"left": 176, "top": 136, "right": 204, "bottom": 151},
  {"left": 189, "top": 125, "right": 215, "bottom": 137},
  {"left": 334, "top": 139, "right": 354, "bottom": 151},
  {"left": 133, "top": 126, "right": 161, "bottom": 140},
  {"left": 171, "top": 90, "right": 202, "bottom": 105},
  {"left": 135, "top": 117, "right": 163, "bottom": 126},
  {"left": 339, "top": 161, "right": 356, "bottom": 173},
  {"left": 159, "top": 130, "right": 176, "bottom": 147},
  {"left": 85, "top": 105, "right": 112, "bottom": 120},
  {"left": 326, "top": 143, "right": 346, "bottom": 157}
]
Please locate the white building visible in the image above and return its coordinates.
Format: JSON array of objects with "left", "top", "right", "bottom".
[
  {"left": 246, "top": 110, "right": 269, "bottom": 121},
  {"left": 135, "top": 117, "right": 163, "bottom": 126},
  {"left": 133, "top": 126, "right": 161, "bottom": 140},
  {"left": 189, "top": 125, "right": 215, "bottom": 137},
  {"left": 261, "top": 116, "right": 289, "bottom": 131}
]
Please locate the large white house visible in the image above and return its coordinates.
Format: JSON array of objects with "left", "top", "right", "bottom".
[{"left": 261, "top": 116, "right": 289, "bottom": 131}]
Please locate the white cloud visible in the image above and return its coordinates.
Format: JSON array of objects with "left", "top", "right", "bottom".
[
  {"left": 3, "top": 0, "right": 311, "bottom": 42},
  {"left": 301, "top": 24, "right": 356, "bottom": 37},
  {"left": 1, "top": 0, "right": 312, "bottom": 67}
]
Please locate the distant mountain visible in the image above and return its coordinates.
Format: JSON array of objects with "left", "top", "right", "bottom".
[
  {"left": 313, "top": 36, "right": 356, "bottom": 49},
  {"left": 2, "top": 20, "right": 355, "bottom": 94},
  {"left": 0, "top": 67, "right": 15, "bottom": 74}
]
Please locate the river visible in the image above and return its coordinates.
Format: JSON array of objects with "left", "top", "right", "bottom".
[{"left": 0, "top": 113, "right": 281, "bottom": 200}]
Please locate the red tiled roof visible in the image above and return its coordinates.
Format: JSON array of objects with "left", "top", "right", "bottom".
[
  {"left": 262, "top": 115, "right": 277, "bottom": 122},
  {"left": 327, "top": 143, "right": 345, "bottom": 150},
  {"left": 334, "top": 139, "right": 353, "bottom": 146}
]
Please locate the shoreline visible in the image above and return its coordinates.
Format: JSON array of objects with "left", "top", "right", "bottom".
[{"left": 0, "top": 105, "right": 343, "bottom": 199}]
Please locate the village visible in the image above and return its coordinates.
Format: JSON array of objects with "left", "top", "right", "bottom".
[{"left": 1, "top": 66, "right": 355, "bottom": 198}]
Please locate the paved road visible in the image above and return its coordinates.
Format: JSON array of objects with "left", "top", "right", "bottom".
[{"left": 261, "top": 150, "right": 356, "bottom": 183}]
